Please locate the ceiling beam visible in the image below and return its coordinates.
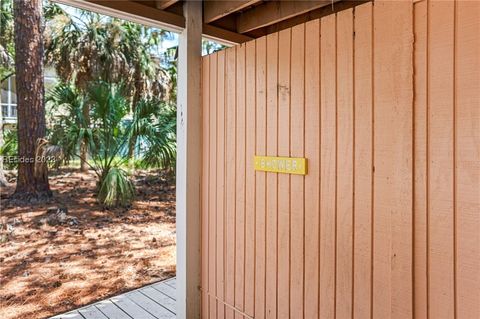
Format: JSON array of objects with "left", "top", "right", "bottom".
[
  {"left": 203, "top": 24, "right": 253, "bottom": 45},
  {"left": 204, "top": 0, "right": 262, "bottom": 23},
  {"left": 54, "top": 0, "right": 185, "bottom": 32},
  {"left": 244, "top": 0, "right": 368, "bottom": 38},
  {"left": 88, "top": 0, "right": 186, "bottom": 27},
  {"left": 237, "top": 0, "right": 340, "bottom": 34},
  {"left": 155, "top": 0, "right": 180, "bottom": 10},
  {"left": 53, "top": 0, "right": 252, "bottom": 45}
]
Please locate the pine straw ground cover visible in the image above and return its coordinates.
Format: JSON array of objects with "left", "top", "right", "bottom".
[{"left": 0, "top": 169, "right": 176, "bottom": 319}]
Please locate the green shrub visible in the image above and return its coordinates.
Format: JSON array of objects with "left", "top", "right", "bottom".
[{"left": 98, "top": 167, "right": 135, "bottom": 207}]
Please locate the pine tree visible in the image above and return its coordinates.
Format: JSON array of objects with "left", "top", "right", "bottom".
[{"left": 12, "top": 0, "right": 50, "bottom": 198}]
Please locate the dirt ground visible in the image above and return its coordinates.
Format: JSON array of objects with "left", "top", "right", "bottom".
[{"left": 0, "top": 169, "right": 176, "bottom": 319}]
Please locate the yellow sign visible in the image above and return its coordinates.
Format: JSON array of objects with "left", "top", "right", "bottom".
[{"left": 254, "top": 156, "right": 307, "bottom": 175}]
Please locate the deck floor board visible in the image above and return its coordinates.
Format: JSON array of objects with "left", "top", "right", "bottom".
[
  {"left": 50, "top": 277, "right": 176, "bottom": 319},
  {"left": 151, "top": 282, "right": 176, "bottom": 300},
  {"left": 140, "top": 287, "right": 176, "bottom": 313},
  {"left": 95, "top": 300, "right": 132, "bottom": 319},
  {"left": 78, "top": 306, "right": 109, "bottom": 319}
]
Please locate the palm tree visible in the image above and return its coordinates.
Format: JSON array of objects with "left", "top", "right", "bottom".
[
  {"left": 12, "top": 0, "right": 50, "bottom": 198},
  {"left": 85, "top": 81, "right": 134, "bottom": 206},
  {"left": 44, "top": 5, "right": 173, "bottom": 168},
  {"left": 47, "top": 80, "right": 176, "bottom": 206}
]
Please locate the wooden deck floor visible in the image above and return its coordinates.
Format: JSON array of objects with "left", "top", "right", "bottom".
[{"left": 50, "top": 277, "right": 176, "bottom": 319}]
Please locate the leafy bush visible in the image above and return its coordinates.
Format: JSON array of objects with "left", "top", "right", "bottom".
[{"left": 97, "top": 167, "right": 135, "bottom": 207}]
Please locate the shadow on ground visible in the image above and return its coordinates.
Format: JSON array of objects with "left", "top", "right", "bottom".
[{"left": 0, "top": 169, "right": 176, "bottom": 319}]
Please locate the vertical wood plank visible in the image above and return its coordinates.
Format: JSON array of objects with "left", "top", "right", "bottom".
[
  {"left": 413, "top": 2, "right": 428, "bottom": 318},
  {"left": 225, "top": 46, "right": 237, "bottom": 319},
  {"left": 304, "top": 19, "right": 320, "bottom": 319},
  {"left": 428, "top": 1, "right": 455, "bottom": 318},
  {"left": 353, "top": 3, "right": 373, "bottom": 319},
  {"left": 202, "top": 55, "right": 210, "bottom": 319},
  {"left": 336, "top": 8, "right": 354, "bottom": 319},
  {"left": 319, "top": 13, "right": 337, "bottom": 319},
  {"left": 244, "top": 40, "right": 256, "bottom": 318},
  {"left": 176, "top": 3, "right": 203, "bottom": 315},
  {"left": 265, "top": 32, "right": 279, "bottom": 319},
  {"left": 200, "top": 6, "right": 480, "bottom": 319},
  {"left": 373, "top": 2, "right": 414, "bottom": 318},
  {"left": 235, "top": 43, "right": 246, "bottom": 319},
  {"left": 254, "top": 36, "right": 267, "bottom": 319},
  {"left": 373, "top": 3, "right": 392, "bottom": 313},
  {"left": 277, "top": 27, "right": 291, "bottom": 319},
  {"left": 455, "top": 1, "right": 480, "bottom": 318},
  {"left": 217, "top": 50, "right": 226, "bottom": 319},
  {"left": 209, "top": 53, "right": 218, "bottom": 319},
  {"left": 289, "top": 22, "right": 305, "bottom": 319}
]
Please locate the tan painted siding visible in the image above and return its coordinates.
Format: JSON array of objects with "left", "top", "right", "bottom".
[{"left": 201, "top": 1, "right": 480, "bottom": 318}]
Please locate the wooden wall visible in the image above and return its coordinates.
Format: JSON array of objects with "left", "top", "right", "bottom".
[{"left": 201, "top": 1, "right": 479, "bottom": 318}]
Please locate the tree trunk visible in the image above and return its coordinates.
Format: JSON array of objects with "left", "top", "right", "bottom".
[
  {"left": 12, "top": 0, "right": 51, "bottom": 198},
  {"left": 128, "top": 136, "right": 136, "bottom": 159},
  {"left": 80, "top": 102, "right": 89, "bottom": 172},
  {"left": 80, "top": 140, "right": 88, "bottom": 171},
  {"left": 127, "top": 70, "right": 142, "bottom": 168}
]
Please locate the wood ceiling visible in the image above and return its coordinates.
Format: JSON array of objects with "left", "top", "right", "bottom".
[{"left": 83, "top": 0, "right": 369, "bottom": 44}]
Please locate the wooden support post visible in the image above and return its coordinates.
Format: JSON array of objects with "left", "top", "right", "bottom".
[{"left": 176, "top": 1, "right": 202, "bottom": 318}]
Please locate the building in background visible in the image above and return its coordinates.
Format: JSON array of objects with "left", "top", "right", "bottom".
[{"left": 1, "top": 67, "right": 57, "bottom": 128}]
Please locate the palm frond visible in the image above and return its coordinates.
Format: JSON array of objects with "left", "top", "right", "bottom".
[
  {"left": 126, "top": 98, "right": 176, "bottom": 170},
  {"left": 97, "top": 167, "right": 135, "bottom": 207},
  {"left": 47, "top": 83, "right": 89, "bottom": 164}
]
